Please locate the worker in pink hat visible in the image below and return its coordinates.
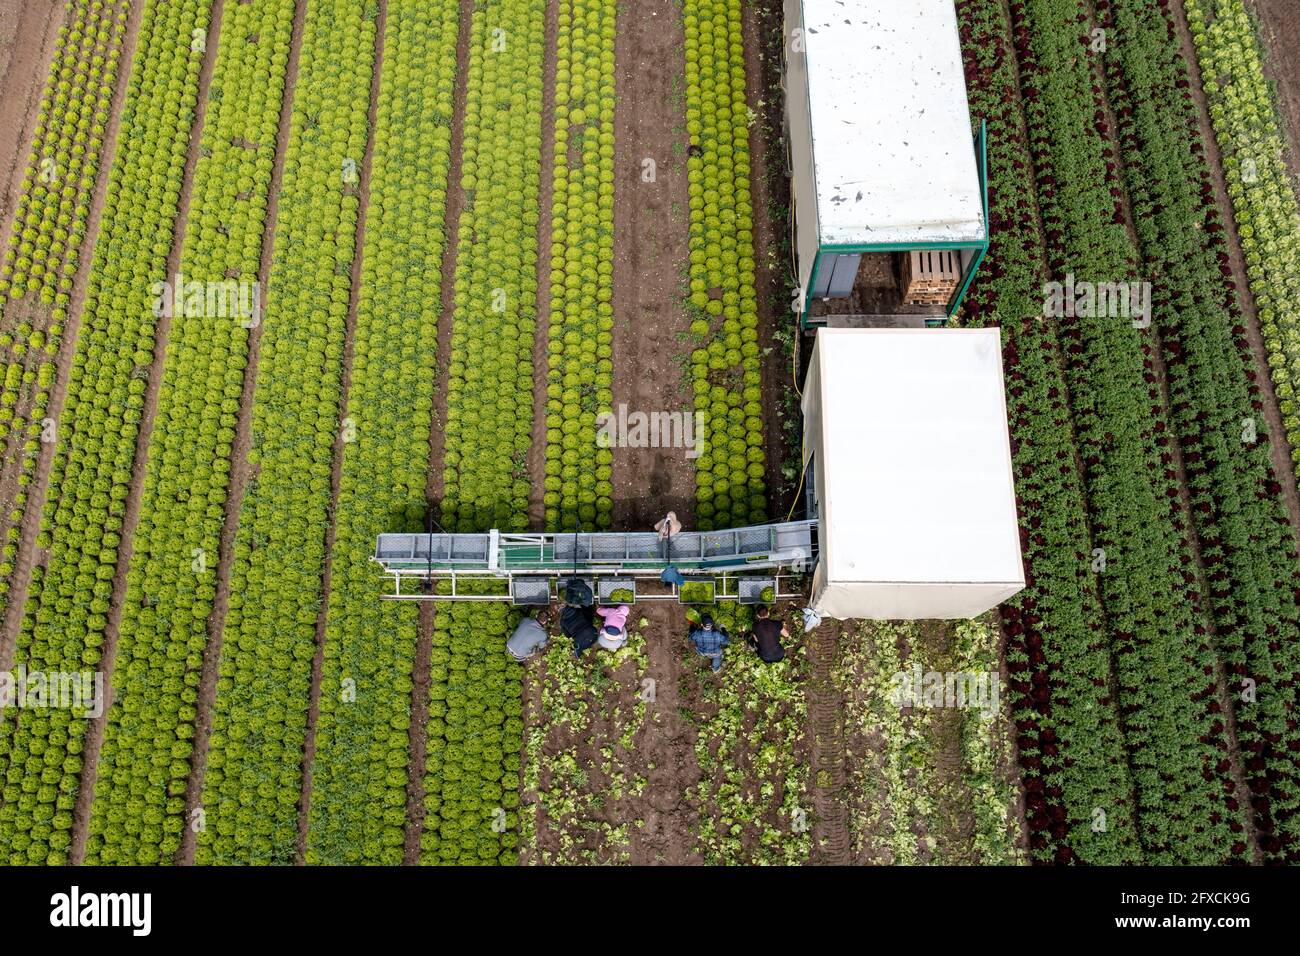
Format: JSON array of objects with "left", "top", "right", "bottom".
[{"left": 595, "top": 603, "right": 631, "bottom": 651}]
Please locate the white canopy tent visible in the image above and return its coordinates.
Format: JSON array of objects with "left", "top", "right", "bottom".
[{"left": 801, "top": 328, "right": 1024, "bottom": 619}]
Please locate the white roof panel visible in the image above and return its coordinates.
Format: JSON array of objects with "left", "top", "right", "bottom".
[
  {"left": 807, "top": 328, "right": 1023, "bottom": 591},
  {"left": 800, "top": 0, "right": 986, "bottom": 246}
]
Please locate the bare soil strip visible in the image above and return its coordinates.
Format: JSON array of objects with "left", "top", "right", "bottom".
[
  {"left": 0, "top": 0, "right": 61, "bottom": 238},
  {"left": 1248, "top": 0, "right": 1300, "bottom": 181},
  {"left": 741, "top": 0, "right": 797, "bottom": 520},
  {"left": 296, "top": 0, "right": 389, "bottom": 868},
  {"left": 916, "top": 621, "right": 981, "bottom": 864},
  {"left": 67, "top": 0, "right": 230, "bottom": 865},
  {"left": 1172, "top": 0, "right": 1300, "bottom": 548},
  {"left": 403, "top": 0, "right": 477, "bottom": 863},
  {"left": 0, "top": 0, "right": 144, "bottom": 668},
  {"left": 608, "top": 0, "right": 695, "bottom": 532},
  {"left": 805, "top": 625, "right": 850, "bottom": 864},
  {"left": 521, "top": 602, "right": 703, "bottom": 864}
]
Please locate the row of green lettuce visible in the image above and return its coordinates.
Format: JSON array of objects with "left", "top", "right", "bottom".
[{"left": 0, "top": 0, "right": 215, "bottom": 866}]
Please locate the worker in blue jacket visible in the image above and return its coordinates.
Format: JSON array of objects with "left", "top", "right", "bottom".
[{"left": 688, "top": 614, "right": 729, "bottom": 672}]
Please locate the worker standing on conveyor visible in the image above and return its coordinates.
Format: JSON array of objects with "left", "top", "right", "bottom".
[{"left": 656, "top": 511, "right": 685, "bottom": 587}]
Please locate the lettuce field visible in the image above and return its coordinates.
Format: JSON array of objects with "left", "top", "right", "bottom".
[{"left": 0, "top": 0, "right": 1297, "bottom": 868}]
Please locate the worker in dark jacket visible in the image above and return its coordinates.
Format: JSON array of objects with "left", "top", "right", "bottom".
[
  {"left": 561, "top": 601, "right": 599, "bottom": 659},
  {"left": 688, "top": 614, "right": 729, "bottom": 672},
  {"left": 744, "top": 605, "right": 788, "bottom": 664}
]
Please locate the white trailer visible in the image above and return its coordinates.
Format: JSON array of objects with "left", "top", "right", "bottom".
[
  {"left": 800, "top": 328, "right": 1024, "bottom": 619},
  {"left": 783, "top": 0, "right": 989, "bottom": 326}
]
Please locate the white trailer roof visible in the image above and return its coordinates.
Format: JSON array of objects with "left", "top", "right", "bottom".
[
  {"left": 798, "top": 0, "right": 986, "bottom": 246},
  {"left": 802, "top": 329, "right": 1023, "bottom": 618}
]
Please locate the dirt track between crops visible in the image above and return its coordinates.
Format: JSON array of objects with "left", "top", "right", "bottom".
[
  {"left": 1249, "top": 0, "right": 1300, "bottom": 182},
  {"left": 520, "top": 602, "right": 706, "bottom": 865},
  {"left": 608, "top": 0, "right": 696, "bottom": 532},
  {"left": 0, "top": 0, "right": 60, "bottom": 238},
  {"left": 743, "top": 0, "right": 798, "bottom": 522}
]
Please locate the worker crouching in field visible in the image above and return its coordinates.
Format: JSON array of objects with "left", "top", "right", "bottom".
[
  {"left": 744, "top": 605, "right": 788, "bottom": 664},
  {"left": 506, "top": 611, "right": 550, "bottom": 662},
  {"left": 595, "top": 603, "right": 630, "bottom": 651},
  {"left": 561, "top": 600, "right": 600, "bottom": 659},
  {"left": 688, "top": 614, "right": 729, "bottom": 672}
]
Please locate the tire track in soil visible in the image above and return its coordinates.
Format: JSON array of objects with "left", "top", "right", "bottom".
[
  {"left": 403, "top": 0, "right": 476, "bottom": 864},
  {"left": 609, "top": 0, "right": 695, "bottom": 532},
  {"left": 0, "top": 0, "right": 144, "bottom": 666},
  {"left": 521, "top": 602, "right": 703, "bottom": 865},
  {"left": 0, "top": 0, "right": 61, "bottom": 239},
  {"left": 805, "top": 623, "right": 849, "bottom": 864},
  {"left": 1171, "top": 0, "right": 1300, "bottom": 548},
  {"left": 67, "top": 0, "right": 229, "bottom": 865},
  {"left": 174, "top": 0, "right": 310, "bottom": 866},
  {"left": 607, "top": 0, "right": 705, "bottom": 865},
  {"left": 627, "top": 604, "right": 703, "bottom": 865},
  {"left": 916, "top": 620, "right": 980, "bottom": 864},
  {"left": 990, "top": 616, "right": 1033, "bottom": 856},
  {"left": 295, "top": 0, "right": 388, "bottom": 868}
]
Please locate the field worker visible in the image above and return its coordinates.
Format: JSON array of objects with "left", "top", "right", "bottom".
[
  {"left": 561, "top": 600, "right": 600, "bottom": 659},
  {"left": 744, "top": 605, "right": 788, "bottom": 664},
  {"left": 595, "top": 603, "right": 631, "bottom": 651},
  {"left": 688, "top": 614, "right": 729, "bottom": 672},
  {"left": 506, "top": 612, "right": 549, "bottom": 662},
  {"left": 655, "top": 511, "right": 682, "bottom": 541},
  {"left": 656, "top": 511, "right": 686, "bottom": 586}
]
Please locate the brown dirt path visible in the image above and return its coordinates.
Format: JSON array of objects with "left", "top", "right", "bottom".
[
  {"left": 608, "top": 0, "right": 695, "bottom": 532},
  {"left": 742, "top": 0, "right": 798, "bottom": 521},
  {"left": 804, "top": 623, "right": 850, "bottom": 864},
  {"left": 67, "top": 0, "right": 230, "bottom": 865},
  {"left": 404, "top": 0, "right": 477, "bottom": 863},
  {"left": 627, "top": 603, "right": 704, "bottom": 864},
  {"left": 0, "top": 0, "right": 145, "bottom": 669},
  {"left": 520, "top": 601, "right": 703, "bottom": 865},
  {"left": 1248, "top": 0, "right": 1300, "bottom": 182},
  {"left": 0, "top": 0, "right": 61, "bottom": 237},
  {"left": 177, "top": 0, "right": 310, "bottom": 864},
  {"left": 298, "top": 0, "right": 389, "bottom": 868}
]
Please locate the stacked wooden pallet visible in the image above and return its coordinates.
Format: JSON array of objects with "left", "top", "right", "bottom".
[{"left": 900, "top": 249, "right": 961, "bottom": 305}]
